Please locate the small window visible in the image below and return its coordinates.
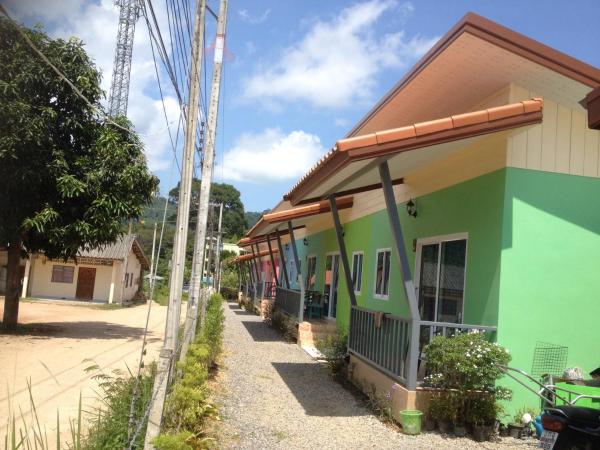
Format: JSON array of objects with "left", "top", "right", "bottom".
[
  {"left": 51, "top": 265, "right": 74, "bottom": 283},
  {"left": 374, "top": 249, "right": 391, "bottom": 299},
  {"left": 125, "top": 273, "right": 129, "bottom": 287},
  {"left": 306, "top": 255, "right": 317, "bottom": 290},
  {"left": 351, "top": 252, "right": 363, "bottom": 294}
]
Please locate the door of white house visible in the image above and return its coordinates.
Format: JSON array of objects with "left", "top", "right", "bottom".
[
  {"left": 323, "top": 253, "right": 340, "bottom": 318},
  {"left": 415, "top": 234, "right": 467, "bottom": 343}
]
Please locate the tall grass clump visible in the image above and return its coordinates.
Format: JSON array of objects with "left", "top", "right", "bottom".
[
  {"left": 154, "top": 293, "right": 225, "bottom": 449},
  {"left": 3, "top": 380, "right": 81, "bottom": 450},
  {"left": 82, "top": 363, "right": 156, "bottom": 449}
]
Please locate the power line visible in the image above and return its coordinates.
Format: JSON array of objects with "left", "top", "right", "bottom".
[{"left": 145, "top": 12, "right": 183, "bottom": 172}]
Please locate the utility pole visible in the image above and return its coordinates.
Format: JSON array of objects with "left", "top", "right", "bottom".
[
  {"left": 187, "top": 0, "right": 229, "bottom": 330},
  {"left": 143, "top": 0, "right": 206, "bottom": 447},
  {"left": 214, "top": 202, "right": 224, "bottom": 291},
  {"left": 206, "top": 209, "right": 215, "bottom": 286}
]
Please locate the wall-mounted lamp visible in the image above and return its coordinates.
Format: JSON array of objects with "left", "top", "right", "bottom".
[
  {"left": 303, "top": 238, "right": 309, "bottom": 246},
  {"left": 406, "top": 198, "right": 417, "bottom": 218}
]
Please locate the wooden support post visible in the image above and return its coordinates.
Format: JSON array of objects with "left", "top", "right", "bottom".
[
  {"left": 287, "top": 221, "right": 304, "bottom": 323},
  {"left": 378, "top": 161, "right": 420, "bottom": 390},
  {"left": 266, "top": 234, "right": 279, "bottom": 287},
  {"left": 275, "top": 230, "right": 290, "bottom": 289},
  {"left": 329, "top": 196, "right": 357, "bottom": 307}
]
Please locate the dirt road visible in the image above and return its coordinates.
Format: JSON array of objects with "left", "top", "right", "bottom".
[{"left": 0, "top": 298, "right": 170, "bottom": 448}]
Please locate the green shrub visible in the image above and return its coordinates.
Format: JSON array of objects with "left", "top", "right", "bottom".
[
  {"left": 243, "top": 299, "right": 255, "bottom": 314},
  {"left": 268, "top": 308, "right": 296, "bottom": 342},
  {"left": 153, "top": 282, "right": 170, "bottom": 306},
  {"left": 219, "top": 286, "right": 237, "bottom": 300},
  {"left": 83, "top": 363, "right": 156, "bottom": 450},
  {"left": 315, "top": 332, "right": 347, "bottom": 380},
  {"left": 423, "top": 333, "right": 511, "bottom": 426},
  {"left": 152, "top": 432, "right": 195, "bottom": 450},
  {"left": 155, "top": 294, "right": 224, "bottom": 449}
]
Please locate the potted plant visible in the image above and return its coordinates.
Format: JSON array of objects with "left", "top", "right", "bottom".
[
  {"left": 467, "top": 395, "right": 499, "bottom": 442},
  {"left": 454, "top": 420, "right": 467, "bottom": 437},
  {"left": 423, "top": 334, "right": 512, "bottom": 442},
  {"left": 428, "top": 393, "right": 456, "bottom": 434},
  {"left": 507, "top": 406, "right": 538, "bottom": 439},
  {"left": 423, "top": 411, "right": 436, "bottom": 432}
]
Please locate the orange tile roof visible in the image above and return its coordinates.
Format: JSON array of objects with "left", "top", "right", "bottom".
[
  {"left": 231, "top": 248, "right": 278, "bottom": 264},
  {"left": 263, "top": 196, "right": 353, "bottom": 224},
  {"left": 285, "top": 99, "right": 543, "bottom": 204},
  {"left": 337, "top": 99, "right": 542, "bottom": 153}
]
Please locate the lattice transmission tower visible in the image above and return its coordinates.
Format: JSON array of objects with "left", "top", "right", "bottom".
[{"left": 108, "top": 0, "right": 140, "bottom": 117}]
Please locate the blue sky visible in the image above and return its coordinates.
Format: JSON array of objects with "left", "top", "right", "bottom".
[{"left": 8, "top": 0, "right": 600, "bottom": 212}]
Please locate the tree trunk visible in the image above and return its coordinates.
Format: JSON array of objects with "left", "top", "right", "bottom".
[{"left": 2, "top": 242, "right": 22, "bottom": 329}]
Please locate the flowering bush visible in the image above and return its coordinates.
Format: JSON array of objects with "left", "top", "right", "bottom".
[{"left": 423, "top": 333, "right": 511, "bottom": 427}]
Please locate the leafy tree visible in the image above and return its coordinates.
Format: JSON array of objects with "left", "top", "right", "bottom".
[
  {"left": 244, "top": 209, "right": 270, "bottom": 231},
  {"left": 0, "top": 19, "right": 158, "bottom": 328},
  {"left": 168, "top": 180, "right": 246, "bottom": 240}
]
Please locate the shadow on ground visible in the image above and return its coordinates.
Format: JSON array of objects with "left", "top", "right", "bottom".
[
  {"left": 0, "top": 321, "right": 155, "bottom": 341},
  {"left": 271, "top": 362, "right": 366, "bottom": 417},
  {"left": 240, "top": 320, "right": 287, "bottom": 342},
  {"left": 232, "top": 309, "right": 255, "bottom": 315}
]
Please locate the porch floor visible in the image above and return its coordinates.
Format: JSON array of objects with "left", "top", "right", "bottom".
[{"left": 218, "top": 301, "right": 527, "bottom": 449}]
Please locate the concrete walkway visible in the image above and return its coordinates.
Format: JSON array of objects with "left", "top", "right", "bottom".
[{"left": 218, "top": 301, "right": 536, "bottom": 449}]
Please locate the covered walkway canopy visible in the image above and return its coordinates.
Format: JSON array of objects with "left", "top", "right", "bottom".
[
  {"left": 285, "top": 99, "right": 543, "bottom": 205},
  {"left": 241, "top": 196, "right": 354, "bottom": 245}
]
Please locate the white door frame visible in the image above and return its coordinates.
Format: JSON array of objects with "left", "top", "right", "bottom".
[{"left": 414, "top": 232, "right": 468, "bottom": 324}]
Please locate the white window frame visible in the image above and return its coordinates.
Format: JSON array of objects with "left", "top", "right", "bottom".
[
  {"left": 351, "top": 251, "right": 364, "bottom": 295},
  {"left": 414, "top": 232, "right": 468, "bottom": 324},
  {"left": 373, "top": 248, "right": 392, "bottom": 300}
]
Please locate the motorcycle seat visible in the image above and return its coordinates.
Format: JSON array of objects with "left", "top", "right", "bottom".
[{"left": 555, "top": 405, "right": 600, "bottom": 427}]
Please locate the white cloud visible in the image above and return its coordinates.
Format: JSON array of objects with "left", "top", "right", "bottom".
[
  {"left": 245, "top": 41, "right": 257, "bottom": 56},
  {"left": 238, "top": 8, "right": 270, "bottom": 25},
  {"left": 6, "top": 0, "right": 181, "bottom": 172},
  {"left": 243, "top": 0, "right": 438, "bottom": 109},
  {"left": 218, "top": 128, "right": 325, "bottom": 183},
  {"left": 334, "top": 117, "right": 350, "bottom": 127}
]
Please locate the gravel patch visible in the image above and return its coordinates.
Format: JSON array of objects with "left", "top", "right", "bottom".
[{"left": 217, "top": 301, "right": 538, "bottom": 449}]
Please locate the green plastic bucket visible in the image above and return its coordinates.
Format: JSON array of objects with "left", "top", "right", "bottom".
[{"left": 399, "top": 410, "right": 423, "bottom": 435}]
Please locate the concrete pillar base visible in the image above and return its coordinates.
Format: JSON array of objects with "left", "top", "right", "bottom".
[
  {"left": 348, "top": 354, "right": 433, "bottom": 422},
  {"left": 260, "top": 299, "right": 274, "bottom": 318}
]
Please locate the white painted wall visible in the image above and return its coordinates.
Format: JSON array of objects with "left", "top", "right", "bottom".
[
  {"left": 122, "top": 248, "right": 142, "bottom": 302},
  {"left": 507, "top": 84, "right": 600, "bottom": 177},
  {"left": 28, "top": 254, "right": 115, "bottom": 302}
]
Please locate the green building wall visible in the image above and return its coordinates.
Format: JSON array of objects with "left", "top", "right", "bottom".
[
  {"left": 291, "top": 167, "right": 600, "bottom": 414},
  {"left": 497, "top": 168, "right": 600, "bottom": 413},
  {"left": 301, "top": 169, "right": 507, "bottom": 333}
]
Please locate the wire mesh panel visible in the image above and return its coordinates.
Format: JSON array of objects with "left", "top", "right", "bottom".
[{"left": 531, "top": 342, "right": 568, "bottom": 378}]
